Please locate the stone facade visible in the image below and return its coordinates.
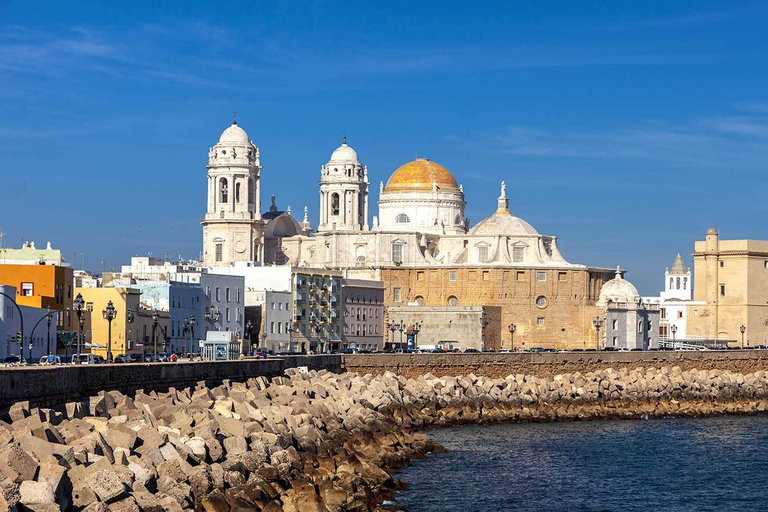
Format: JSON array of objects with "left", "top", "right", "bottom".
[
  {"left": 381, "top": 266, "right": 613, "bottom": 350},
  {"left": 688, "top": 228, "right": 768, "bottom": 346},
  {"left": 387, "top": 305, "right": 502, "bottom": 351}
]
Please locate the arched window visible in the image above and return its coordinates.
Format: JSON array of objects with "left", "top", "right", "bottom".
[
  {"left": 676, "top": 277, "right": 681, "bottom": 290},
  {"left": 669, "top": 277, "right": 674, "bottom": 289},
  {"left": 478, "top": 245, "right": 489, "bottom": 263},
  {"left": 395, "top": 213, "right": 410, "bottom": 224},
  {"left": 331, "top": 193, "right": 340, "bottom": 215},
  {"left": 454, "top": 214, "right": 462, "bottom": 225},
  {"left": 448, "top": 296, "right": 458, "bottom": 306},
  {"left": 219, "top": 178, "right": 228, "bottom": 203},
  {"left": 248, "top": 178, "right": 255, "bottom": 205},
  {"left": 683, "top": 277, "right": 687, "bottom": 290},
  {"left": 414, "top": 296, "right": 425, "bottom": 306},
  {"left": 235, "top": 182, "right": 241, "bottom": 203},
  {"left": 356, "top": 255, "right": 366, "bottom": 267}
]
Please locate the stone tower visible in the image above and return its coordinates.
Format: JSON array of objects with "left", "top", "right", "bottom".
[
  {"left": 201, "top": 120, "right": 265, "bottom": 265},
  {"left": 317, "top": 137, "right": 369, "bottom": 232}
]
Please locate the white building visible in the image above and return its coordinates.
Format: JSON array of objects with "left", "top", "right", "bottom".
[
  {"left": 598, "top": 269, "right": 660, "bottom": 350},
  {"left": 643, "top": 254, "right": 705, "bottom": 343}
]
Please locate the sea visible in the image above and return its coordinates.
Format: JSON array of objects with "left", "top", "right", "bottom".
[{"left": 393, "top": 416, "right": 768, "bottom": 512}]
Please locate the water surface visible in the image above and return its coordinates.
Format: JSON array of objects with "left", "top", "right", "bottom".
[{"left": 395, "top": 416, "right": 768, "bottom": 511}]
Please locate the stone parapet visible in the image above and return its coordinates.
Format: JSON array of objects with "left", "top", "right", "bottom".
[{"left": 342, "top": 350, "right": 768, "bottom": 379}]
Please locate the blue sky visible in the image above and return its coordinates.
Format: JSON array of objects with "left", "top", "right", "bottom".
[{"left": 2, "top": 1, "right": 768, "bottom": 294}]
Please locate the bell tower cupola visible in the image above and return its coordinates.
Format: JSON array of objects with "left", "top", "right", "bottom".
[{"left": 317, "top": 136, "right": 369, "bottom": 232}]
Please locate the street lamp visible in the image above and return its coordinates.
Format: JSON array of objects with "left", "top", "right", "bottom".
[
  {"left": 592, "top": 317, "right": 604, "bottom": 351},
  {"left": 152, "top": 309, "right": 160, "bottom": 360},
  {"left": 412, "top": 322, "right": 421, "bottom": 350},
  {"left": 388, "top": 322, "right": 396, "bottom": 350},
  {"left": 245, "top": 320, "right": 253, "bottom": 355},
  {"left": 398, "top": 321, "right": 405, "bottom": 350},
  {"left": 188, "top": 314, "right": 195, "bottom": 358},
  {"left": 73, "top": 293, "right": 85, "bottom": 361},
  {"left": 740, "top": 324, "right": 746, "bottom": 349},
  {"left": 46, "top": 306, "right": 52, "bottom": 356},
  {"left": 508, "top": 323, "right": 517, "bottom": 351},
  {"left": 102, "top": 300, "right": 117, "bottom": 362},
  {"left": 670, "top": 324, "right": 678, "bottom": 349}
]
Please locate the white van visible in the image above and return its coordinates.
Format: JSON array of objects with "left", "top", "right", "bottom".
[{"left": 71, "top": 353, "right": 99, "bottom": 365}]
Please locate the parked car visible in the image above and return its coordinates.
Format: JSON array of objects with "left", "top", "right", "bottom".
[
  {"left": 3, "top": 355, "right": 21, "bottom": 367},
  {"left": 113, "top": 354, "right": 128, "bottom": 363},
  {"left": 39, "top": 355, "right": 62, "bottom": 365},
  {"left": 463, "top": 348, "right": 480, "bottom": 353},
  {"left": 499, "top": 349, "right": 513, "bottom": 354},
  {"left": 71, "top": 353, "right": 99, "bottom": 365}
]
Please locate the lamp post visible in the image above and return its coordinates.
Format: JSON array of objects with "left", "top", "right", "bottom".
[
  {"left": 412, "top": 322, "right": 421, "bottom": 350},
  {"left": 73, "top": 293, "right": 85, "bottom": 362},
  {"left": 261, "top": 331, "right": 267, "bottom": 353},
  {"left": 398, "top": 321, "right": 405, "bottom": 351},
  {"left": 182, "top": 317, "right": 189, "bottom": 358},
  {"left": 102, "top": 300, "right": 117, "bottom": 362},
  {"left": 508, "top": 323, "right": 516, "bottom": 351},
  {"left": 46, "top": 306, "right": 52, "bottom": 356},
  {"left": 188, "top": 314, "right": 195, "bottom": 358},
  {"left": 151, "top": 309, "right": 159, "bottom": 360},
  {"left": 670, "top": 324, "right": 678, "bottom": 350},
  {"left": 245, "top": 320, "right": 253, "bottom": 355},
  {"left": 388, "top": 322, "right": 396, "bottom": 351},
  {"left": 740, "top": 324, "right": 746, "bottom": 349},
  {"left": 592, "top": 317, "right": 604, "bottom": 351},
  {"left": 29, "top": 308, "right": 55, "bottom": 363}
]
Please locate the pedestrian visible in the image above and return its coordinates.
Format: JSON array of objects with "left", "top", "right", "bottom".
[
  {"left": 46, "top": 350, "right": 56, "bottom": 365},
  {"left": 170, "top": 353, "right": 178, "bottom": 362}
]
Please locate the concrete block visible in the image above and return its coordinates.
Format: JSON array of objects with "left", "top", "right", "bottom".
[
  {"left": 19, "top": 480, "right": 55, "bottom": 505},
  {"left": 86, "top": 469, "right": 127, "bottom": 503}
]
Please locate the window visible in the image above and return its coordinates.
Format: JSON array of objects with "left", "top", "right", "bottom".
[
  {"left": 683, "top": 278, "right": 687, "bottom": 290},
  {"left": 638, "top": 320, "right": 643, "bottom": 333},
  {"left": 558, "top": 272, "right": 567, "bottom": 282},
  {"left": 537, "top": 272, "right": 546, "bottom": 282},
  {"left": 536, "top": 296, "right": 547, "bottom": 309},
  {"left": 356, "top": 255, "right": 366, "bottom": 267},
  {"left": 483, "top": 271, "right": 490, "bottom": 281},
  {"left": 478, "top": 246, "right": 489, "bottom": 263},
  {"left": 392, "top": 243, "right": 404, "bottom": 264},
  {"left": 226, "top": 308, "right": 231, "bottom": 322},
  {"left": 537, "top": 317, "right": 544, "bottom": 326},
  {"left": 512, "top": 246, "right": 525, "bottom": 262},
  {"left": 448, "top": 296, "right": 458, "bottom": 306},
  {"left": 271, "top": 302, "right": 275, "bottom": 310},
  {"left": 719, "top": 261, "right": 724, "bottom": 268},
  {"left": 517, "top": 271, "right": 525, "bottom": 281},
  {"left": 215, "top": 243, "right": 223, "bottom": 262},
  {"left": 226, "top": 288, "right": 231, "bottom": 302},
  {"left": 277, "top": 323, "right": 282, "bottom": 334},
  {"left": 285, "top": 302, "right": 289, "bottom": 310},
  {"left": 417, "top": 271, "right": 425, "bottom": 281},
  {"left": 454, "top": 215, "right": 462, "bottom": 225},
  {"left": 676, "top": 277, "right": 680, "bottom": 289},
  {"left": 661, "top": 308, "right": 666, "bottom": 319},
  {"left": 219, "top": 177, "right": 228, "bottom": 203},
  {"left": 677, "top": 311, "right": 683, "bottom": 319},
  {"left": 237, "top": 289, "right": 240, "bottom": 303},
  {"left": 395, "top": 213, "right": 410, "bottom": 224},
  {"left": 270, "top": 322, "right": 275, "bottom": 334},
  {"left": 20, "top": 283, "right": 33, "bottom": 297},
  {"left": 720, "top": 284, "right": 726, "bottom": 297},
  {"left": 215, "top": 288, "right": 221, "bottom": 301},
  {"left": 235, "top": 182, "right": 241, "bottom": 203},
  {"left": 278, "top": 302, "right": 283, "bottom": 310},
  {"left": 331, "top": 193, "right": 340, "bottom": 215},
  {"left": 612, "top": 319, "right": 618, "bottom": 330},
  {"left": 669, "top": 277, "right": 673, "bottom": 288},
  {"left": 393, "top": 288, "right": 402, "bottom": 302},
  {"left": 449, "top": 271, "right": 457, "bottom": 282}
]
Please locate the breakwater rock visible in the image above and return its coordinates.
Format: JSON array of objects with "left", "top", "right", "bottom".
[{"left": 1, "top": 366, "right": 768, "bottom": 510}]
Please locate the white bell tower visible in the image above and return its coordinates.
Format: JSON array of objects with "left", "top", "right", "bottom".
[
  {"left": 201, "top": 119, "right": 265, "bottom": 265},
  {"left": 661, "top": 253, "right": 692, "bottom": 300},
  {"left": 317, "top": 136, "right": 369, "bottom": 232}
]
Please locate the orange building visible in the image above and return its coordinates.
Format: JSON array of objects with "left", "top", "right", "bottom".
[{"left": 0, "top": 264, "right": 74, "bottom": 332}]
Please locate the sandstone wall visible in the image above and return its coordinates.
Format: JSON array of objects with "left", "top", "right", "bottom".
[
  {"left": 342, "top": 350, "right": 768, "bottom": 379},
  {"left": 0, "top": 355, "right": 341, "bottom": 409}
]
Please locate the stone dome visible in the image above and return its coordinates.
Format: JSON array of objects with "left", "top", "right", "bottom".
[
  {"left": 385, "top": 158, "right": 459, "bottom": 192},
  {"left": 469, "top": 211, "right": 538, "bottom": 236},
  {"left": 597, "top": 268, "right": 641, "bottom": 306},
  {"left": 219, "top": 121, "right": 250, "bottom": 144},
  {"left": 329, "top": 140, "right": 359, "bottom": 163}
]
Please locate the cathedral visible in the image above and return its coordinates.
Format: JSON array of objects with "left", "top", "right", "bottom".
[{"left": 202, "top": 120, "right": 617, "bottom": 349}]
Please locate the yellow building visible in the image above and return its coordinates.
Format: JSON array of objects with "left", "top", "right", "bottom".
[
  {"left": 687, "top": 228, "right": 768, "bottom": 346},
  {"left": 75, "top": 287, "right": 170, "bottom": 358}
]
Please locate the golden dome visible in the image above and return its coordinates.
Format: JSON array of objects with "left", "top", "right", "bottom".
[{"left": 384, "top": 158, "right": 459, "bottom": 192}]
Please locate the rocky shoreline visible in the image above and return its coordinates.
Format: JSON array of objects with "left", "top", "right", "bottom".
[{"left": 1, "top": 365, "right": 767, "bottom": 510}]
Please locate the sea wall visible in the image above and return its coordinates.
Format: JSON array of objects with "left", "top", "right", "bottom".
[
  {"left": 0, "top": 355, "right": 341, "bottom": 409},
  {"left": 1, "top": 364, "right": 768, "bottom": 510},
  {"left": 342, "top": 350, "right": 768, "bottom": 379}
]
